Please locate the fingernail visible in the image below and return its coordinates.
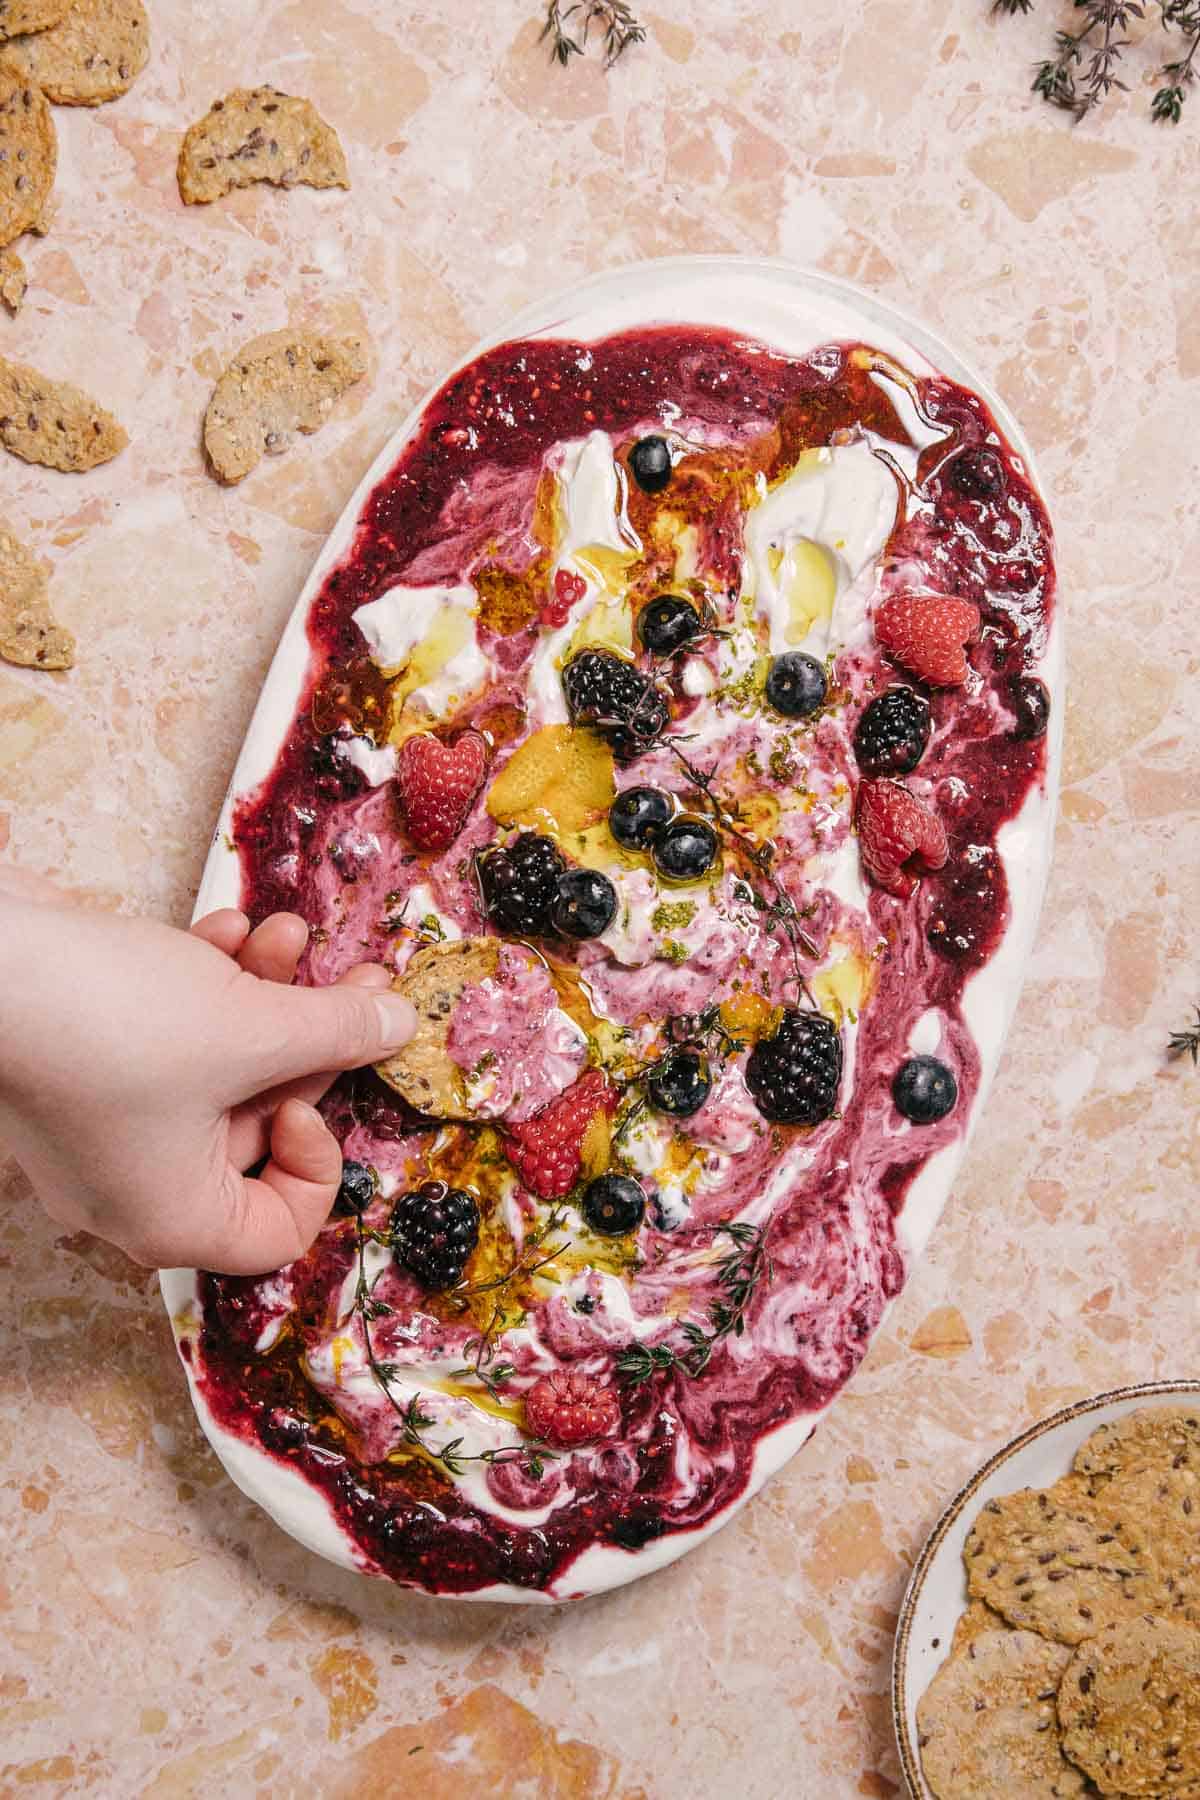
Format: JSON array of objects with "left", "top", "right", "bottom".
[{"left": 374, "top": 994, "right": 417, "bottom": 1048}]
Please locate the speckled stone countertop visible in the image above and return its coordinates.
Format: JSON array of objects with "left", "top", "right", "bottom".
[{"left": 0, "top": 2, "right": 1196, "bottom": 1794}]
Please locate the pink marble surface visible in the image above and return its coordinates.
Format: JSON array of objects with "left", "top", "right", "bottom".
[{"left": 0, "top": 1, "right": 1197, "bottom": 1794}]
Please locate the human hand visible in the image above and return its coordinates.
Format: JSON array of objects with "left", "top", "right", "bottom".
[{"left": 0, "top": 888, "right": 415, "bottom": 1274}]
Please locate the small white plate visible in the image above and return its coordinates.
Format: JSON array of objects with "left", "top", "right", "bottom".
[{"left": 892, "top": 1379, "right": 1200, "bottom": 1797}]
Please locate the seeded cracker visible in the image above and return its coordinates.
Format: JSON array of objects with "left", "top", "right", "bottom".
[
  {"left": 1073, "top": 1404, "right": 1200, "bottom": 1482},
  {"left": 178, "top": 87, "right": 349, "bottom": 206},
  {"left": 3, "top": 0, "right": 148, "bottom": 105},
  {"left": 963, "top": 1474, "right": 1157, "bottom": 1645},
  {"left": 0, "top": 60, "right": 55, "bottom": 249},
  {"left": 916, "top": 1628, "right": 1086, "bottom": 1799},
  {"left": 0, "top": 0, "right": 66, "bottom": 38},
  {"left": 203, "top": 329, "right": 366, "bottom": 486},
  {"left": 0, "top": 353, "right": 126, "bottom": 470},
  {"left": 375, "top": 937, "right": 500, "bottom": 1120},
  {"left": 1058, "top": 1615, "right": 1200, "bottom": 1794},
  {"left": 0, "top": 242, "right": 24, "bottom": 312},
  {"left": 0, "top": 522, "right": 73, "bottom": 669}
]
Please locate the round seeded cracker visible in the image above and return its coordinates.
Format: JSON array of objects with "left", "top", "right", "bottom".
[
  {"left": 963, "top": 1474, "right": 1158, "bottom": 1646},
  {"left": 0, "top": 58, "right": 55, "bottom": 249},
  {"left": 916, "top": 1627, "right": 1086, "bottom": 1799},
  {"left": 3, "top": 0, "right": 148, "bottom": 105},
  {"left": 1074, "top": 1405, "right": 1200, "bottom": 1483},
  {"left": 1058, "top": 1615, "right": 1200, "bottom": 1795},
  {"left": 1106, "top": 1461, "right": 1200, "bottom": 1628}
]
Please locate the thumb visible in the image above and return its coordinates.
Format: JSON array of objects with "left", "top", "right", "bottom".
[{"left": 236, "top": 972, "right": 417, "bottom": 1093}]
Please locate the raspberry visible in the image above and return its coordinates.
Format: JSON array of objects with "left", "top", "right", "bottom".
[
  {"left": 873, "top": 593, "right": 980, "bottom": 687},
  {"left": 853, "top": 686, "right": 932, "bottom": 777},
  {"left": 502, "top": 1069, "right": 617, "bottom": 1200},
  {"left": 391, "top": 1181, "right": 480, "bottom": 1289},
  {"left": 563, "top": 650, "right": 669, "bottom": 759},
  {"left": 395, "top": 730, "right": 489, "bottom": 852},
  {"left": 856, "top": 778, "right": 949, "bottom": 899},
  {"left": 477, "top": 832, "right": 565, "bottom": 936},
  {"left": 524, "top": 1368, "right": 620, "bottom": 1447},
  {"left": 745, "top": 1009, "right": 843, "bottom": 1126}
]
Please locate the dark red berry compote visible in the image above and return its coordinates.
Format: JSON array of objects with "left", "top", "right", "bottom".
[{"left": 179, "top": 319, "right": 1056, "bottom": 1599}]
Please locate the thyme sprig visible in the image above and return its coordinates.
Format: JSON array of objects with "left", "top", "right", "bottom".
[
  {"left": 1167, "top": 1005, "right": 1200, "bottom": 1065},
  {"left": 541, "top": 0, "right": 645, "bottom": 66},
  {"left": 615, "top": 1220, "right": 773, "bottom": 1385},
  {"left": 995, "top": 0, "right": 1200, "bottom": 121},
  {"left": 352, "top": 1215, "right": 555, "bottom": 1480}
]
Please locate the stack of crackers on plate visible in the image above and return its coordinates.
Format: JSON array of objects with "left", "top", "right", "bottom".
[{"left": 918, "top": 1407, "right": 1200, "bottom": 1798}]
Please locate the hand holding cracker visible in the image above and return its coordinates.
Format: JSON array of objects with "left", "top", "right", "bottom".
[{"left": 0, "top": 885, "right": 416, "bottom": 1273}]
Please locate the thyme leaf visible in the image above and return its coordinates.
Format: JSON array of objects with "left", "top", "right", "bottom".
[
  {"left": 1167, "top": 1005, "right": 1200, "bottom": 1064},
  {"left": 541, "top": 0, "right": 645, "bottom": 68},
  {"left": 615, "top": 1220, "right": 774, "bottom": 1386}
]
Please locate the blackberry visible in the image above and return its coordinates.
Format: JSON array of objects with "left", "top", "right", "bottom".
[
  {"left": 639, "top": 594, "right": 701, "bottom": 656},
  {"left": 646, "top": 1048, "right": 710, "bottom": 1117},
  {"left": 553, "top": 868, "right": 618, "bottom": 940},
  {"left": 563, "top": 650, "right": 669, "bottom": 760},
  {"left": 1010, "top": 674, "right": 1050, "bottom": 741},
  {"left": 950, "top": 446, "right": 1005, "bottom": 500},
  {"left": 853, "top": 686, "right": 932, "bottom": 777},
  {"left": 391, "top": 1180, "right": 480, "bottom": 1289},
  {"left": 477, "top": 832, "right": 564, "bottom": 936},
  {"left": 653, "top": 816, "right": 718, "bottom": 883},
  {"left": 745, "top": 1010, "right": 842, "bottom": 1125},
  {"left": 581, "top": 1174, "right": 647, "bottom": 1236},
  {"left": 609, "top": 785, "right": 673, "bottom": 850},
  {"left": 333, "top": 1159, "right": 377, "bottom": 1216},
  {"left": 629, "top": 435, "right": 673, "bottom": 494},
  {"left": 893, "top": 1056, "right": 958, "bottom": 1124},
  {"left": 765, "top": 651, "right": 827, "bottom": 719}
]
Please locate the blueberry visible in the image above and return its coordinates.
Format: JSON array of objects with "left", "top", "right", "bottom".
[
  {"left": 575, "top": 1293, "right": 598, "bottom": 1315},
  {"left": 765, "top": 651, "right": 827, "bottom": 719},
  {"left": 581, "top": 1174, "right": 647, "bottom": 1236},
  {"left": 334, "top": 1160, "right": 377, "bottom": 1216},
  {"left": 653, "top": 816, "right": 718, "bottom": 883},
  {"left": 951, "top": 446, "right": 1005, "bottom": 500},
  {"left": 553, "top": 867, "right": 618, "bottom": 940},
  {"left": 646, "top": 1048, "right": 711, "bottom": 1117},
  {"left": 638, "top": 594, "right": 701, "bottom": 656},
  {"left": 609, "top": 785, "right": 673, "bottom": 851},
  {"left": 892, "top": 1056, "right": 958, "bottom": 1124},
  {"left": 629, "top": 435, "right": 672, "bottom": 494},
  {"left": 1010, "top": 674, "right": 1050, "bottom": 741}
]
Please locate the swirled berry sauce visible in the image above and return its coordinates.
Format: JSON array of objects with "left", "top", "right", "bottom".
[{"left": 186, "top": 326, "right": 1054, "bottom": 1596}]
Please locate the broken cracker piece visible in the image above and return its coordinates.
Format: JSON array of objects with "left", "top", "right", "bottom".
[
  {"left": 0, "top": 58, "right": 56, "bottom": 249},
  {"left": 0, "top": 243, "right": 25, "bottom": 313},
  {"left": 0, "top": 353, "right": 126, "bottom": 470},
  {"left": 0, "top": 522, "right": 74, "bottom": 669},
  {"left": 0, "top": 0, "right": 66, "bottom": 39},
  {"left": 1073, "top": 1403, "right": 1200, "bottom": 1484},
  {"left": 3, "top": 0, "right": 149, "bottom": 106},
  {"left": 203, "top": 328, "right": 366, "bottom": 485},
  {"left": 375, "top": 937, "right": 501, "bottom": 1120},
  {"left": 178, "top": 86, "right": 349, "bottom": 206}
]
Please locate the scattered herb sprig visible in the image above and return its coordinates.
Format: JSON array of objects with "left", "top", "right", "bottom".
[
  {"left": 616, "top": 1220, "right": 773, "bottom": 1385},
  {"left": 541, "top": 0, "right": 645, "bottom": 67},
  {"left": 1168, "top": 1005, "right": 1200, "bottom": 1064},
  {"left": 995, "top": 0, "right": 1200, "bottom": 122},
  {"left": 351, "top": 1215, "right": 555, "bottom": 1480}
]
